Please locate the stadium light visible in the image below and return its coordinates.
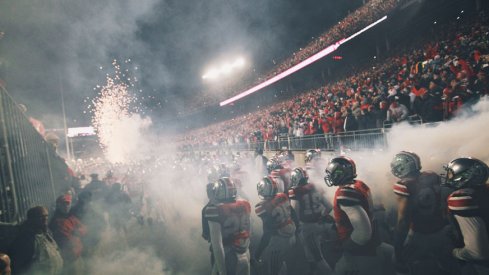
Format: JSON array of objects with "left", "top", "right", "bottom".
[
  {"left": 202, "top": 57, "right": 246, "bottom": 80},
  {"left": 220, "top": 15, "right": 388, "bottom": 106}
]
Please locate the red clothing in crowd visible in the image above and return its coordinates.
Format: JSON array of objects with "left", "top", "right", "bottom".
[
  {"left": 449, "top": 59, "right": 474, "bottom": 78},
  {"left": 49, "top": 212, "right": 87, "bottom": 260}
]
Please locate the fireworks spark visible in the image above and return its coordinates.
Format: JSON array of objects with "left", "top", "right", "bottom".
[{"left": 91, "top": 60, "right": 151, "bottom": 163}]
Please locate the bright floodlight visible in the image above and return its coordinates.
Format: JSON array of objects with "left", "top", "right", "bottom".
[
  {"left": 202, "top": 57, "right": 247, "bottom": 80},
  {"left": 235, "top": 57, "right": 245, "bottom": 67},
  {"left": 220, "top": 15, "right": 388, "bottom": 106}
]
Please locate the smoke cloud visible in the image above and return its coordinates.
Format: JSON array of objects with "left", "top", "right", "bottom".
[
  {"left": 336, "top": 97, "right": 489, "bottom": 207},
  {"left": 75, "top": 98, "right": 488, "bottom": 274}
]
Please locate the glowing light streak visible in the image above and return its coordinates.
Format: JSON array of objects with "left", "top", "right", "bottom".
[
  {"left": 220, "top": 42, "right": 341, "bottom": 106},
  {"left": 220, "top": 15, "right": 388, "bottom": 106},
  {"left": 338, "top": 15, "right": 387, "bottom": 45}
]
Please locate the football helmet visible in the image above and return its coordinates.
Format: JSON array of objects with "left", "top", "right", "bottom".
[
  {"left": 266, "top": 159, "right": 283, "bottom": 173},
  {"left": 305, "top": 149, "right": 321, "bottom": 163},
  {"left": 257, "top": 176, "right": 279, "bottom": 199},
  {"left": 216, "top": 163, "right": 230, "bottom": 177},
  {"left": 391, "top": 151, "right": 422, "bottom": 178},
  {"left": 324, "top": 156, "right": 357, "bottom": 187},
  {"left": 213, "top": 177, "right": 237, "bottom": 202},
  {"left": 290, "top": 167, "right": 309, "bottom": 188},
  {"left": 443, "top": 157, "right": 488, "bottom": 189},
  {"left": 207, "top": 167, "right": 219, "bottom": 184}
]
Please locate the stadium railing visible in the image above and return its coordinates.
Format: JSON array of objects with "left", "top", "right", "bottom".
[
  {"left": 0, "top": 87, "right": 71, "bottom": 225},
  {"left": 183, "top": 117, "right": 429, "bottom": 153}
]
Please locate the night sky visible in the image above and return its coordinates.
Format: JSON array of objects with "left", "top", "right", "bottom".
[{"left": 0, "top": 0, "right": 361, "bottom": 128}]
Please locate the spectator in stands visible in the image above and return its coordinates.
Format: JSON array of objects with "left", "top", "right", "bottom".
[
  {"left": 343, "top": 108, "right": 358, "bottom": 132},
  {"left": 254, "top": 148, "right": 269, "bottom": 177},
  {"left": 357, "top": 105, "right": 377, "bottom": 130},
  {"left": 49, "top": 194, "right": 87, "bottom": 275},
  {"left": 470, "top": 70, "right": 489, "bottom": 99},
  {"left": 413, "top": 81, "right": 443, "bottom": 123},
  {"left": 386, "top": 100, "right": 409, "bottom": 123},
  {"left": 0, "top": 253, "right": 11, "bottom": 275},
  {"left": 375, "top": 101, "right": 389, "bottom": 128},
  {"left": 9, "top": 206, "right": 63, "bottom": 275},
  {"left": 333, "top": 111, "right": 344, "bottom": 134},
  {"left": 425, "top": 80, "right": 444, "bottom": 122}
]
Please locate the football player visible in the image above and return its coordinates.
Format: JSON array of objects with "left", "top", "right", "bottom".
[
  {"left": 289, "top": 167, "right": 334, "bottom": 274},
  {"left": 390, "top": 151, "right": 452, "bottom": 274},
  {"left": 254, "top": 176, "right": 296, "bottom": 275},
  {"left": 324, "top": 156, "right": 394, "bottom": 275},
  {"left": 205, "top": 178, "right": 251, "bottom": 275},
  {"left": 444, "top": 157, "right": 489, "bottom": 275}
]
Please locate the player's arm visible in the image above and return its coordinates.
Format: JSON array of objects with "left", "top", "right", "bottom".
[
  {"left": 448, "top": 193, "right": 489, "bottom": 261},
  {"left": 393, "top": 183, "right": 411, "bottom": 259},
  {"left": 290, "top": 198, "right": 299, "bottom": 214},
  {"left": 255, "top": 213, "right": 273, "bottom": 260},
  {"left": 340, "top": 204, "right": 372, "bottom": 245},
  {"left": 209, "top": 221, "right": 227, "bottom": 275},
  {"left": 337, "top": 188, "right": 372, "bottom": 250},
  {"left": 452, "top": 215, "right": 489, "bottom": 261}
]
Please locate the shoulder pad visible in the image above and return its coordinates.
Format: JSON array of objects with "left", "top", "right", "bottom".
[
  {"left": 393, "top": 181, "right": 410, "bottom": 197},
  {"left": 255, "top": 201, "right": 267, "bottom": 216},
  {"left": 448, "top": 188, "right": 479, "bottom": 216},
  {"left": 204, "top": 204, "right": 220, "bottom": 219},
  {"left": 336, "top": 187, "right": 362, "bottom": 206},
  {"left": 236, "top": 199, "right": 251, "bottom": 213},
  {"left": 354, "top": 180, "right": 370, "bottom": 194}
]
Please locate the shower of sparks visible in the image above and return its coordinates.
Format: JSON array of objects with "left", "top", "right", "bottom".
[{"left": 91, "top": 60, "right": 151, "bottom": 163}]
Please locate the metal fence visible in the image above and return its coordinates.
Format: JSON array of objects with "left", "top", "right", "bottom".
[
  {"left": 185, "top": 128, "right": 389, "bottom": 153},
  {"left": 0, "top": 87, "right": 71, "bottom": 224}
]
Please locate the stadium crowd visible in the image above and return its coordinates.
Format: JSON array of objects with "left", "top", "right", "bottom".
[
  {"left": 258, "top": 0, "right": 398, "bottom": 82},
  {"left": 180, "top": 12, "right": 489, "bottom": 150},
  {"left": 190, "top": 0, "right": 400, "bottom": 112}
]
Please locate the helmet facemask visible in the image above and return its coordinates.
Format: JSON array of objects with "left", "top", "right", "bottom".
[
  {"left": 324, "top": 157, "right": 356, "bottom": 187},
  {"left": 324, "top": 165, "right": 346, "bottom": 187}
]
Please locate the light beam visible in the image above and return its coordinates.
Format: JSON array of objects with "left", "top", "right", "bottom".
[{"left": 220, "top": 15, "right": 388, "bottom": 106}]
